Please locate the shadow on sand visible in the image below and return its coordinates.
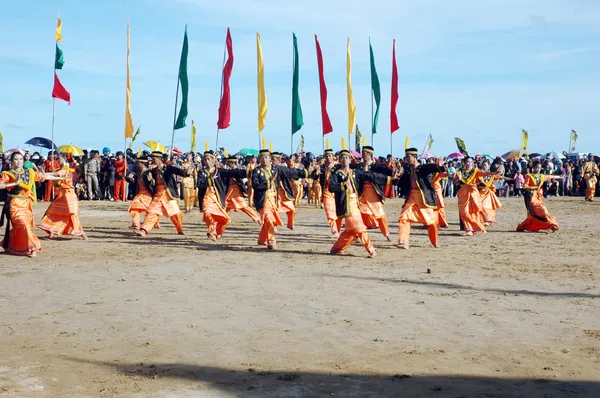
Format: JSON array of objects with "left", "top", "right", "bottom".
[{"left": 64, "top": 357, "right": 600, "bottom": 397}]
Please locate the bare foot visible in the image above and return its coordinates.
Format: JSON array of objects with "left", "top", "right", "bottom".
[
  {"left": 368, "top": 251, "right": 378, "bottom": 258},
  {"left": 28, "top": 251, "right": 38, "bottom": 258},
  {"left": 81, "top": 233, "right": 88, "bottom": 241},
  {"left": 207, "top": 232, "right": 217, "bottom": 241},
  {"left": 49, "top": 232, "right": 56, "bottom": 240},
  {"left": 396, "top": 243, "right": 409, "bottom": 249}
]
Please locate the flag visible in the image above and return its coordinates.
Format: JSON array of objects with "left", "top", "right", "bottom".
[
  {"left": 128, "top": 126, "right": 141, "bottom": 149},
  {"left": 355, "top": 124, "right": 362, "bottom": 151},
  {"left": 369, "top": 40, "right": 381, "bottom": 135},
  {"left": 55, "top": 15, "right": 63, "bottom": 42},
  {"left": 257, "top": 32, "right": 268, "bottom": 132},
  {"left": 52, "top": 71, "right": 71, "bottom": 105},
  {"left": 191, "top": 121, "right": 197, "bottom": 152},
  {"left": 521, "top": 129, "right": 528, "bottom": 151},
  {"left": 455, "top": 137, "right": 468, "bottom": 155},
  {"left": 390, "top": 39, "right": 399, "bottom": 134},
  {"left": 0, "top": 131, "right": 3, "bottom": 153},
  {"left": 404, "top": 136, "right": 409, "bottom": 149},
  {"left": 425, "top": 134, "right": 434, "bottom": 153},
  {"left": 300, "top": 134, "right": 305, "bottom": 152},
  {"left": 217, "top": 28, "right": 234, "bottom": 130},
  {"left": 315, "top": 35, "right": 333, "bottom": 136},
  {"left": 570, "top": 129, "right": 578, "bottom": 152},
  {"left": 346, "top": 38, "right": 356, "bottom": 135},
  {"left": 55, "top": 44, "right": 64, "bottom": 70},
  {"left": 124, "top": 23, "right": 134, "bottom": 138},
  {"left": 174, "top": 26, "right": 189, "bottom": 130},
  {"left": 291, "top": 33, "right": 303, "bottom": 135}
]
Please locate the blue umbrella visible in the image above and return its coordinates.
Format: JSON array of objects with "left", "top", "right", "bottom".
[{"left": 25, "top": 137, "right": 56, "bottom": 150}]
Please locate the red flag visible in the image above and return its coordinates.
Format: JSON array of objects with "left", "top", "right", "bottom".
[
  {"left": 315, "top": 35, "right": 333, "bottom": 136},
  {"left": 390, "top": 39, "right": 399, "bottom": 134},
  {"left": 217, "top": 27, "right": 234, "bottom": 129},
  {"left": 52, "top": 71, "right": 71, "bottom": 105}
]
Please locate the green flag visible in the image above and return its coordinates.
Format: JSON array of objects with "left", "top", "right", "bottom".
[
  {"left": 291, "top": 33, "right": 304, "bottom": 135},
  {"left": 355, "top": 124, "right": 362, "bottom": 151},
  {"left": 455, "top": 137, "right": 468, "bottom": 156},
  {"left": 174, "top": 26, "right": 189, "bottom": 130},
  {"left": 55, "top": 44, "right": 64, "bottom": 70},
  {"left": 128, "top": 126, "right": 141, "bottom": 149},
  {"left": 369, "top": 41, "right": 381, "bottom": 135}
]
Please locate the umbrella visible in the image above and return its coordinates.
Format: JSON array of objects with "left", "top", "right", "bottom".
[
  {"left": 419, "top": 152, "right": 434, "bottom": 159},
  {"left": 144, "top": 141, "right": 167, "bottom": 153},
  {"left": 530, "top": 152, "right": 543, "bottom": 158},
  {"left": 57, "top": 145, "right": 84, "bottom": 156},
  {"left": 25, "top": 137, "right": 56, "bottom": 150},
  {"left": 502, "top": 149, "right": 531, "bottom": 159},
  {"left": 546, "top": 151, "right": 565, "bottom": 160},
  {"left": 447, "top": 152, "right": 465, "bottom": 159},
  {"left": 235, "top": 148, "right": 259, "bottom": 157},
  {"left": 3, "top": 148, "right": 25, "bottom": 157},
  {"left": 349, "top": 150, "right": 361, "bottom": 158}
]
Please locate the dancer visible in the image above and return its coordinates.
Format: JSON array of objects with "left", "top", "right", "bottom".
[
  {"left": 252, "top": 149, "right": 307, "bottom": 250},
  {"left": 224, "top": 156, "right": 261, "bottom": 224},
  {"left": 330, "top": 149, "right": 390, "bottom": 257},
  {"left": 135, "top": 151, "right": 190, "bottom": 237},
  {"left": 181, "top": 152, "right": 198, "bottom": 212},
  {"left": 245, "top": 155, "right": 257, "bottom": 207},
  {"left": 581, "top": 154, "right": 599, "bottom": 202},
  {"left": 113, "top": 151, "right": 127, "bottom": 202},
  {"left": 38, "top": 152, "right": 87, "bottom": 240},
  {"left": 431, "top": 158, "right": 449, "bottom": 228},
  {"left": 454, "top": 156, "right": 497, "bottom": 236},
  {"left": 516, "top": 160, "right": 561, "bottom": 232},
  {"left": 43, "top": 151, "right": 59, "bottom": 202},
  {"left": 126, "top": 156, "right": 160, "bottom": 231},
  {"left": 312, "top": 149, "right": 342, "bottom": 237},
  {"left": 353, "top": 146, "right": 393, "bottom": 241},
  {"left": 397, "top": 148, "right": 445, "bottom": 249},
  {"left": 0, "top": 152, "right": 64, "bottom": 257},
  {"left": 289, "top": 154, "right": 304, "bottom": 206},
  {"left": 271, "top": 152, "right": 299, "bottom": 230},
  {"left": 478, "top": 161, "right": 503, "bottom": 226}
]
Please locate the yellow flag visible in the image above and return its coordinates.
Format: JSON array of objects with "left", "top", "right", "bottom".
[
  {"left": 347, "top": 38, "right": 356, "bottom": 135},
  {"left": 405, "top": 136, "right": 409, "bottom": 149},
  {"left": 190, "top": 121, "right": 196, "bottom": 152},
  {"left": 256, "top": 32, "right": 268, "bottom": 132},
  {"left": 571, "top": 129, "right": 578, "bottom": 152},
  {"left": 521, "top": 129, "right": 528, "bottom": 151},
  {"left": 362, "top": 136, "right": 367, "bottom": 146},
  {"left": 124, "top": 22, "right": 134, "bottom": 138},
  {"left": 0, "top": 130, "right": 3, "bottom": 153},
  {"left": 55, "top": 14, "right": 63, "bottom": 42}
]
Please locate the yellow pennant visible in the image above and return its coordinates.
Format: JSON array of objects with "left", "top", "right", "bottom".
[
  {"left": 124, "top": 22, "right": 134, "bottom": 138},
  {"left": 346, "top": 38, "right": 356, "bottom": 135},
  {"left": 521, "top": 129, "right": 528, "bottom": 151},
  {"left": 190, "top": 121, "right": 196, "bottom": 152},
  {"left": 55, "top": 14, "right": 63, "bottom": 42},
  {"left": 362, "top": 136, "right": 367, "bottom": 146},
  {"left": 257, "top": 32, "right": 268, "bottom": 132}
]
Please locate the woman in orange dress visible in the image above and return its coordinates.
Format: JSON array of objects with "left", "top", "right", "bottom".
[
  {"left": 431, "top": 158, "right": 449, "bottom": 228},
  {"left": 517, "top": 160, "right": 561, "bottom": 232},
  {"left": 478, "top": 161, "right": 503, "bottom": 226},
  {"left": 0, "top": 152, "right": 64, "bottom": 257},
  {"left": 454, "top": 157, "right": 497, "bottom": 236},
  {"left": 38, "top": 153, "right": 87, "bottom": 239}
]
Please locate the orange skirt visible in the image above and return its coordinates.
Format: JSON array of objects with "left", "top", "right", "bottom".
[
  {"left": 458, "top": 185, "right": 485, "bottom": 232},
  {"left": 277, "top": 188, "right": 295, "bottom": 214},
  {"left": 147, "top": 185, "right": 181, "bottom": 217},
  {"left": 204, "top": 190, "right": 230, "bottom": 220},
  {"left": 517, "top": 195, "right": 559, "bottom": 232},
  {"left": 128, "top": 192, "right": 153, "bottom": 213},
  {"left": 480, "top": 188, "right": 502, "bottom": 223},
  {"left": 322, "top": 190, "right": 337, "bottom": 221},
  {"left": 226, "top": 184, "right": 249, "bottom": 211},
  {"left": 38, "top": 189, "right": 83, "bottom": 236},
  {"left": 359, "top": 183, "right": 385, "bottom": 218},
  {"left": 398, "top": 189, "right": 438, "bottom": 225},
  {"left": 3, "top": 195, "right": 41, "bottom": 256}
]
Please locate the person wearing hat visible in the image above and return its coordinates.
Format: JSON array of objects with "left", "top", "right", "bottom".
[
  {"left": 197, "top": 151, "right": 252, "bottom": 241},
  {"left": 134, "top": 151, "right": 191, "bottom": 236},
  {"left": 288, "top": 154, "right": 304, "bottom": 206},
  {"left": 181, "top": 152, "right": 198, "bottom": 212},
  {"left": 38, "top": 152, "right": 88, "bottom": 241},
  {"left": 223, "top": 155, "right": 261, "bottom": 225},
  {"left": 353, "top": 145, "right": 394, "bottom": 241},
  {"left": 245, "top": 155, "right": 258, "bottom": 207},
  {"left": 329, "top": 149, "right": 391, "bottom": 257},
  {"left": 516, "top": 160, "right": 561, "bottom": 232},
  {"left": 125, "top": 155, "right": 159, "bottom": 231},
  {"left": 113, "top": 151, "right": 128, "bottom": 202},
  {"left": 312, "top": 148, "right": 342, "bottom": 237},
  {"left": 396, "top": 147, "right": 446, "bottom": 249},
  {"left": 271, "top": 152, "right": 300, "bottom": 230},
  {"left": 251, "top": 149, "right": 307, "bottom": 250},
  {"left": 581, "top": 154, "right": 599, "bottom": 201}
]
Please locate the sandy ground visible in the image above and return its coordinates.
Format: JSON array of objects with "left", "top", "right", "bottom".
[{"left": 0, "top": 194, "right": 599, "bottom": 397}]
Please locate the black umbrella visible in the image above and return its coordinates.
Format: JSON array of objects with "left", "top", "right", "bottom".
[{"left": 25, "top": 137, "right": 56, "bottom": 150}]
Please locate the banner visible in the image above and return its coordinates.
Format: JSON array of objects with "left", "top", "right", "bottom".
[
  {"left": 521, "top": 129, "right": 528, "bottom": 151},
  {"left": 455, "top": 137, "right": 468, "bottom": 155}
]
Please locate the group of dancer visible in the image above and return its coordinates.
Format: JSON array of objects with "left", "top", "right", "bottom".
[{"left": 0, "top": 145, "right": 566, "bottom": 258}]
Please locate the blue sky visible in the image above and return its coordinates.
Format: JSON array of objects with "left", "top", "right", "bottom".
[{"left": 1, "top": 0, "right": 600, "bottom": 157}]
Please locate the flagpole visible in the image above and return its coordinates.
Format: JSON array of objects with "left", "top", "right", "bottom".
[
  {"left": 390, "top": 132, "right": 393, "bottom": 158},
  {"left": 170, "top": 77, "right": 180, "bottom": 160},
  {"left": 123, "top": 19, "right": 130, "bottom": 202},
  {"left": 216, "top": 37, "right": 227, "bottom": 153}
]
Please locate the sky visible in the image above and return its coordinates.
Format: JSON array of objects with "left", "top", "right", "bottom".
[{"left": 1, "top": 0, "right": 600, "bottom": 157}]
